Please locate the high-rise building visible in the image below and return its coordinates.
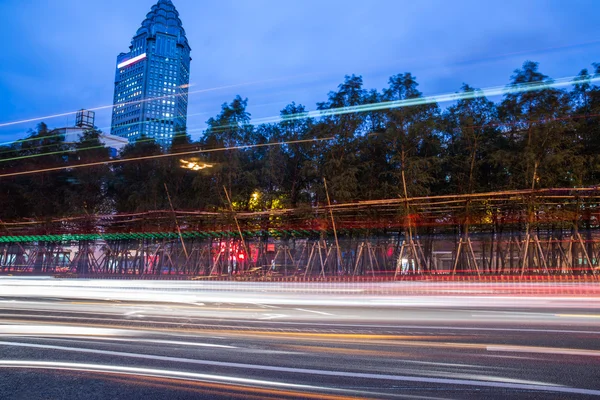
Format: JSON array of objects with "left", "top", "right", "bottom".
[{"left": 110, "top": 0, "right": 191, "bottom": 147}]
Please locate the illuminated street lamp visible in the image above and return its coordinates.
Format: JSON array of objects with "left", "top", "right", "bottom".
[{"left": 179, "top": 159, "right": 214, "bottom": 171}]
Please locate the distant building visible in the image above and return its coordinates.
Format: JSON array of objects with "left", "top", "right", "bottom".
[
  {"left": 99, "top": 134, "right": 129, "bottom": 158},
  {"left": 110, "top": 0, "right": 192, "bottom": 148},
  {"left": 76, "top": 109, "right": 95, "bottom": 129},
  {"left": 58, "top": 109, "right": 128, "bottom": 157}
]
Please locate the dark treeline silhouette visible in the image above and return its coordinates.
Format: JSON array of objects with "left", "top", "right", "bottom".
[{"left": 2, "top": 60, "right": 600, "bottom": 221}]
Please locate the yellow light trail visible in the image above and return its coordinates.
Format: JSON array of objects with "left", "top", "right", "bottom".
[{"left": 0, "top": 137, "right": 334, "bottom": 179}]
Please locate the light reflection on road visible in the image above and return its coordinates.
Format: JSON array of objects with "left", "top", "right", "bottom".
[{"left": 0, "top": 278, "right": 599, "bottom": 399}]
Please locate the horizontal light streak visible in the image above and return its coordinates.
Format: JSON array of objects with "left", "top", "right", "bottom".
[
  {"left": 0, "top": 74, "right": 312, "bottom": 128},
  {"left": 252, "top": 75, "right": 600, "bottom": 126},
  {"left": 1, "top": 73, "right": 598, "bottom": 133},
  {"left": 1, "top": 349, "right": 598, "bottom": 395},
  {"left": 0, "top": 144, "right": 106, "bottom": 164},
  {"left": 1, "top": 279, "right": 600, "bottom": 309},
  {"left": 83, "top": 337, "right": 237, "bottom": 349},
  {"left": 0, "top": 360, "right": 339, "bottom": 394},
  {"left": 1, "top": 76, "right": 597, "bottom": 168},
  {"left": 0, "top": 137, "right": 335, "bottom": 179},
  {"left": 0, "top": 325, "right": 134, "bottom": 337},
  {"left": 486, "top": 344, "right": 600, "bottom": 357},
  {"left": 117, "top": 53, "right": 147, "bottom": 69}
]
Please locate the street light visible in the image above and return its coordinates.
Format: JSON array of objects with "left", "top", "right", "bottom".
[{"left": 179, "top": 159, "right": 214, "bottom": 171}]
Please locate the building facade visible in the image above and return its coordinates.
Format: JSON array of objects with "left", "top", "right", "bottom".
[
  {"left": 110, "top": 0, "right": 191, "bottom": 147},
  {"left": 58, "top": 110, "right": 128, "bottom": 157}
]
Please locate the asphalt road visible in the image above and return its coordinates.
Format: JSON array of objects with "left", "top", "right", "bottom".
[{"left": 0, "top": 278, "right": 599, "bottom": 399}]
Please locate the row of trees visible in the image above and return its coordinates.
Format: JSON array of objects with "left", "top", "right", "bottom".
[{"left": 2, "top": 61, "right": 600, "bottom": 221}]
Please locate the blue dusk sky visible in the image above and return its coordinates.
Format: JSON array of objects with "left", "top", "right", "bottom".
[{"left": 0, "top": 0, "right": 599, "bottom": 141}]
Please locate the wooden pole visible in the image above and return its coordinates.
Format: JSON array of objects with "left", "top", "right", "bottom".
[
  {"left": 223, "top": 186, "right": 250, "bottom": 274},
  {"left": 452, "top": 239, "right": 463, "bottom": 276},
  {"left": 164, "top": 183, "right": 189, "bottom": 260},
  {"left": 353, "top": 242, "right": 364, "bottom": 276},
  {"left": 304, "top": 243, "right": 316, "bottom": 278},
  {"left": 534, "top": 235, "right": 549, "bottom": 275},
  {"left": 577, "top": 232, "right": 595, "bottom": 276},
  {"left": 467, "top": 238, "right": 481, "bottom": 277},
  {"left": 323, "top": 178, "right": 343, "bottom": 274},
  {"left": 521, "top": 234, "right": 530, "bottom": 277}
]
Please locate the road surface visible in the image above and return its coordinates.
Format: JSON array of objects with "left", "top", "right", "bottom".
[{"left": 0, "top": 278, "right": 599, "bottom": 399}]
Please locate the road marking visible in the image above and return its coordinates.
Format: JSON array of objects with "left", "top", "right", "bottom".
[
  {"left": 3, "top": 311, "right": 600, "bottom": 337},
  {"left": 471, "top": 314, "right": 549, "bottom": 319},
  {"left": 259, "top": 314, "right": 287, "bottom": 320},
  {"left": 255, "top": 304, "right": 280, "bottom": 309},
  {"left": 1, "top": 344, "right": 599, "bottom": 396},
  {"left": 556, "top": 314, "right": 600, "bottom": 319},
  {"left": 295, "top": 308, "right": 334, "bottom": 316},
  {"left": 0, "top": 325, "right": 133, "bottom": 336},
  {"left": 79, "top": 337, "right": 238, "bottom": 349},
  {"left": 487, "top": 345, "right": 600, "bottom": 357},
  {"left": 124, "top": 311, "right": 142, "bottom": 316}
]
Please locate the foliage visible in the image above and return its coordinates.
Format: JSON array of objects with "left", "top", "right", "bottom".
[{"left": 2, "top": 61, "right": 600, "bottom": 221}]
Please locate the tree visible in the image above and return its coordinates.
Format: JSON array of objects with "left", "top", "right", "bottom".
[
  {"left": 315, "top": 75, "right": 367, "bottom": 203},
  {"left": 278, "top": 102, "right": 315, "bottom": 207},
  {"left": 200, "top": 96, "right": 254, "bottom": 209},
  {"left": 3, "top": 60, "right": 600, "bottom": 234},
  {"left": 65, "top": 129, "right": 113, "bottom": 216},
  {"left": 443, "top": 84, "right": 502, "bottom": 194},
  {"left": 499, "top": 61, "right": 573, "bottom": 190},
  {"left": 8, "top": 123, "right": 73, "bottom": 220},
  {"left": 569, "top": 66, "right": 600, "bottom": 186},
  {"left": 383, "top": 73, "right": 442, "bottom": 198},
  {"left": 109, "top": 136, "right": 167, "bottom": 212},
  {"left": 355, "top": 89, "right": 393, "bottom": 200}
]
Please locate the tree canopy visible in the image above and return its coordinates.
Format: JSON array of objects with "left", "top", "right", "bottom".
[{"left": 2, "top": 60, "right": 600, "bottom": 223}]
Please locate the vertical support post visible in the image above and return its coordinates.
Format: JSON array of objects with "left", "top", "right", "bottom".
[
  {"left": 353, "top": 243, "right": 364, "bottom": 276},
  {"left": 577, "top": 232, "right": 595, "bottom": 276},
  {"left": 317, "top": 242, "right": 326, "bottom": 277},
  {"left": 534, "top": 235, "right": 549, "bottom": 275},
  {"left": 452, "top": 239, "right": 463, "bottom": 276},
  {"left": 467, "top": 238, "right": 481, "bottom": 277},
  {"left": 223, "top": 186, "right": 249, "bottom": 275},
  {"left": 521, "top": 234, "right": 530, "bottom": 277},
  {"left": 164, "top": 183, "right": 189, "bottom": 260},
  {"left": 323, "top": 178, "right": 342, "bottom": 274},
  {"left": 304, "top": 243, "right": 316, "bottom": 278}
]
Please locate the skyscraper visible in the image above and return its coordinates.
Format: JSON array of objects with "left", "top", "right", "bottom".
[{"left": 110, "top": 0, "right": 191, "bottom": 147}]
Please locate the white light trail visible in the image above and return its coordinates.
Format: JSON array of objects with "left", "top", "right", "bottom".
[
  {"left": 2, "top": 74, "right": 599, "bottom": 132},
  {"left": 117, "top": 53, "right": 147, "bottom": 69},
  {"left": 251, "top": 75, "right": 600, "bottom": 125},
  {"left": 1, "top": 350, "right": 599, "bottom": 395},
  {"left": 0, "top": 74, "right": 316, "bottom": 129},
  {"left": 1, "top": 279, "right": 600, "bottom": 309},
  {"left": 0, "top": 360, "right": 341, "bottom": 393},
  {"left": 0, "top": 325, "right": 134, "bottom": 336}
]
